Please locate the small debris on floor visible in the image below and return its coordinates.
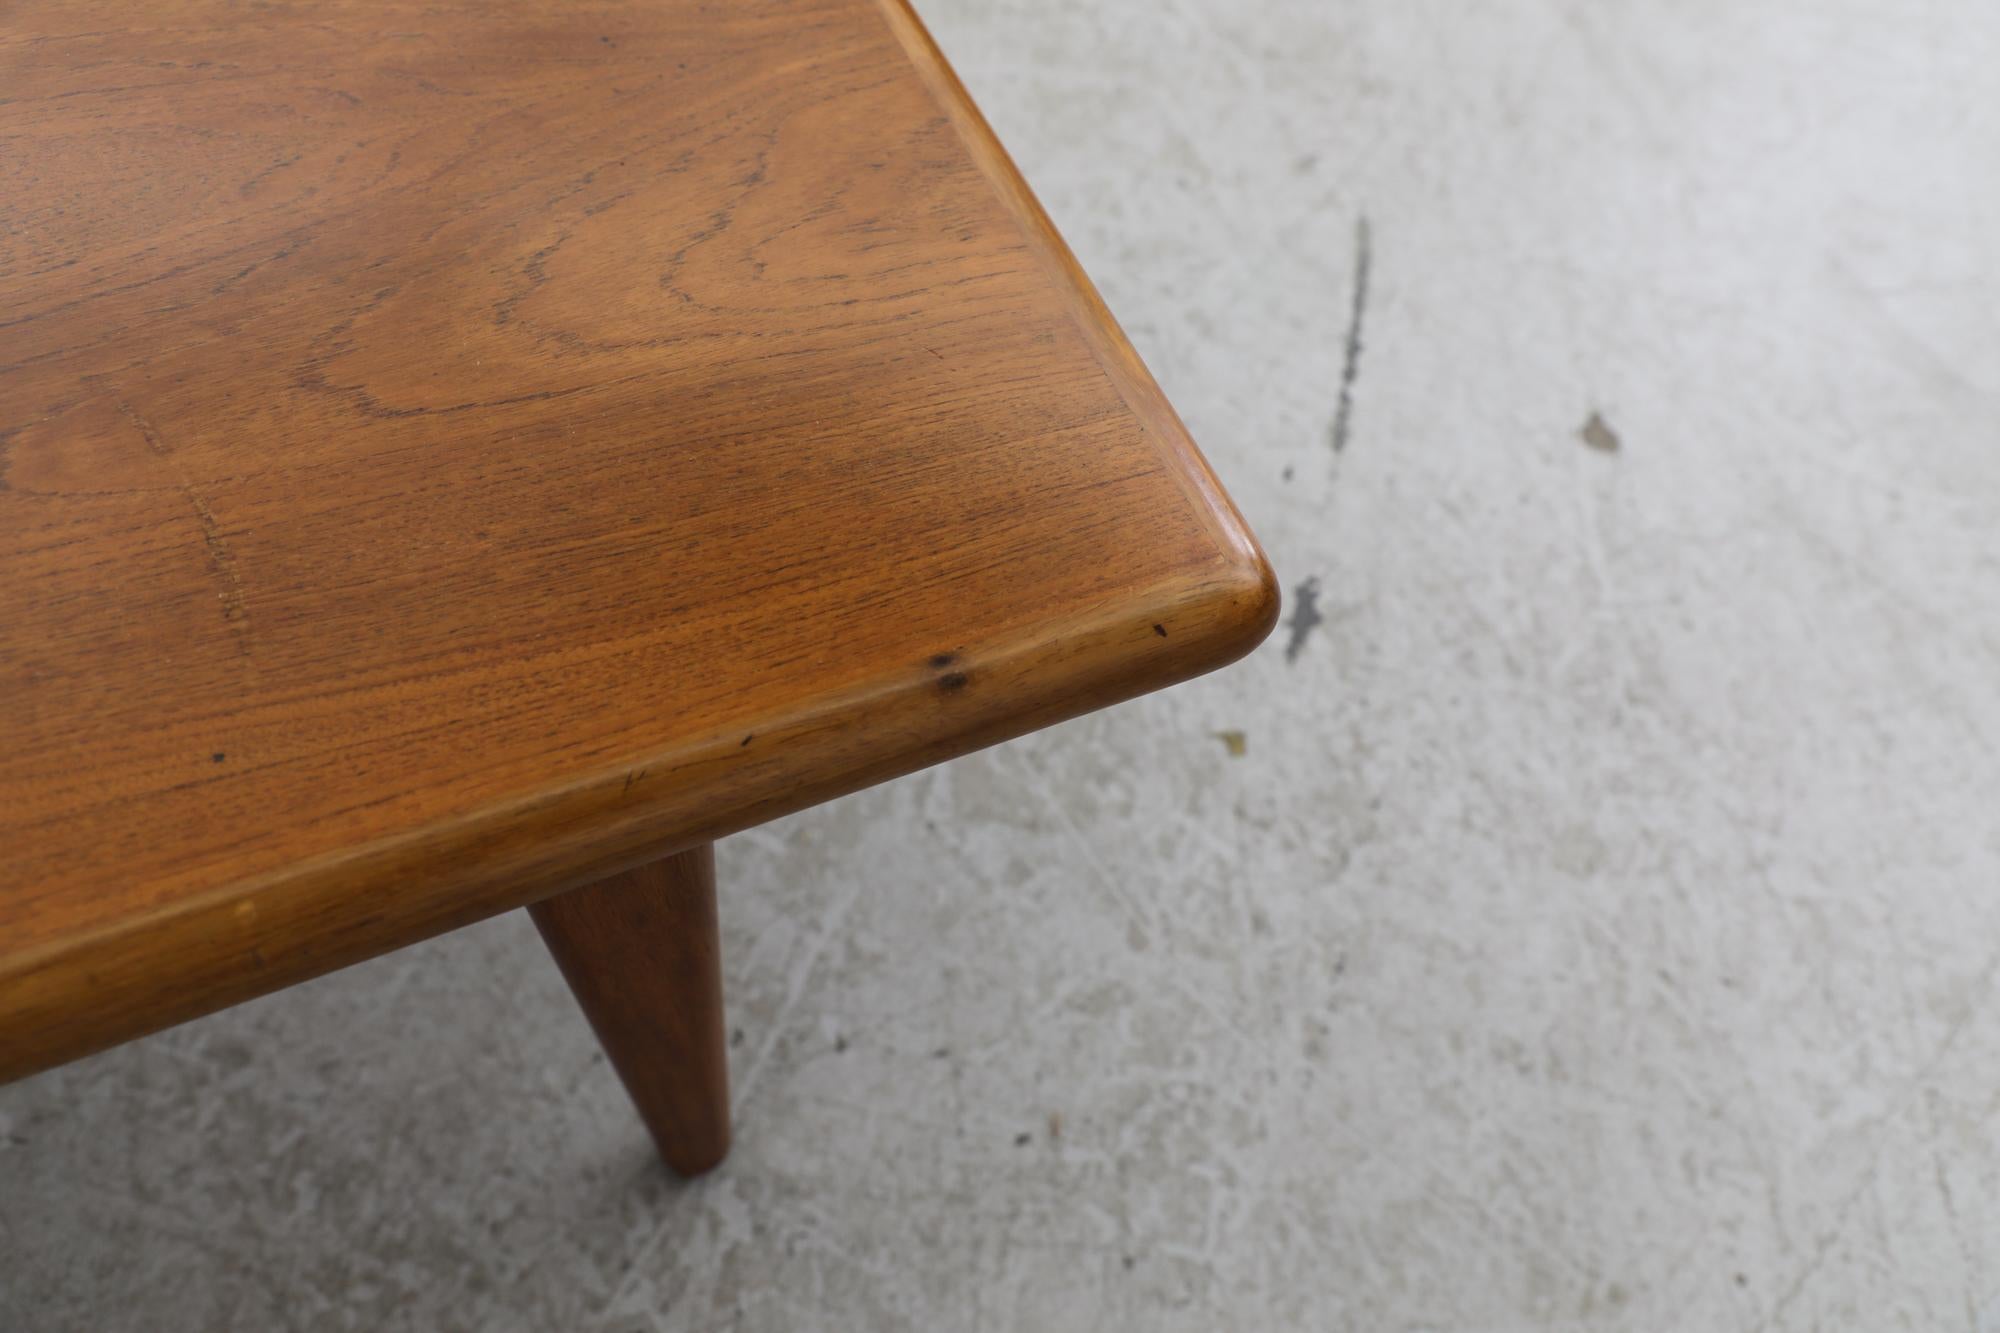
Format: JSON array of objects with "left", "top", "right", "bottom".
[
  {"left": 1579, "top": 410, "right": 1621, "bottom": 453},
  {"left": 1216, "top": 730, "right": 1248, "bottom": 757}
]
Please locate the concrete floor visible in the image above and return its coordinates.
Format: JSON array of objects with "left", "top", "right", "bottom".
[{"left": 8, "top": 0, "right": 2000, "bottom": 1327}]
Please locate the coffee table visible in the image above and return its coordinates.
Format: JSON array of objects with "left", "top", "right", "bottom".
[{"left": 0, "top": 0, "right": 1276, "bottom": 1174}]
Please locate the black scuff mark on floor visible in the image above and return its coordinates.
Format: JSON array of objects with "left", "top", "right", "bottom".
[
  {"left": 1284, "top": 577, "right": 1323, "bottom": 664},
  {"left": 1330, "top": 216, "right": 1372, "bottom": 454}
]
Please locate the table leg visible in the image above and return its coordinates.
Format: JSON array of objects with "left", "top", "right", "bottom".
[{"left": 529, "top": 843, "right": 730, "bottom": 1176}]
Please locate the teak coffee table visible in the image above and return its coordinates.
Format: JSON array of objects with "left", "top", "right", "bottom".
[{"left": 0, "top": 0, "right": 1276, "bottom": 1174}]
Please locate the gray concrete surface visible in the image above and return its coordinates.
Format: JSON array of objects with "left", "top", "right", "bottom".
[{"left": 8, "top": 0, "right": 2000, "bottom": 1328}]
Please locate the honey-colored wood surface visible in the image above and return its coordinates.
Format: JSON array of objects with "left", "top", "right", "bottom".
[
  {"left": 0, "top": 0, "right": 1277, "bottom": 1080},
  {"left": 530, "top": 845, "right": 730, "bottom": 1176}
]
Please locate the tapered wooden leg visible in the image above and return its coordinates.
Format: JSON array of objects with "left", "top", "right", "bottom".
[{"left": 529, "top": 843, "right": 730, "bottom": 1176}]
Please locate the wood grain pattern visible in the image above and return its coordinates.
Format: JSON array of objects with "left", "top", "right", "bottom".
[
  {"left": 0, "top": 0, "right": 1278, "bottom": 1080},
  {"left": 530, "top": 845, "right": 729, "bottom": 1176}
]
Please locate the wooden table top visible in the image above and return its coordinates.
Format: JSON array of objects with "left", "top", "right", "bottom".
[{"left": 0, "top": 0, "right": 1276, "bottom": 1079}]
